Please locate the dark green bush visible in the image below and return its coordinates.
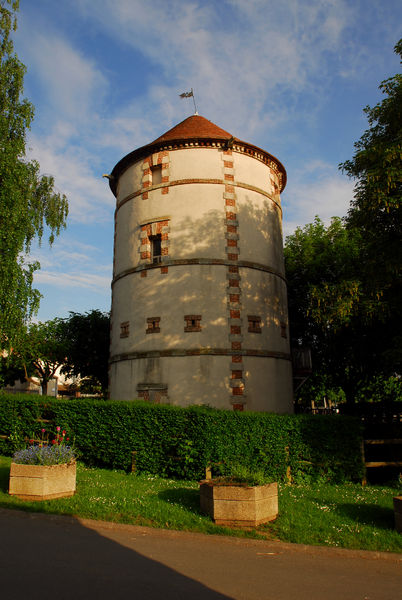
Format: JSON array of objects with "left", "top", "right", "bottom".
[{"left": 0, "top": 393, "right": 364, "bottom": 482}]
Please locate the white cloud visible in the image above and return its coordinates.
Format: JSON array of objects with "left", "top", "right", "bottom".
[
  {"left": 28, "top": 131, "right": 114, "bottom": 224},
  {"left": 20, "top": 31, "right": 107, "bottom": 121},
  {"left": 31, "top": 237, "right": 112, "bottom": 293},
  {"left": 72, "top": 0, "right": 356, "bottom": 138},
  {"left": 282, "top": 163, "right": 354, "bottom": 237},
  {"left": 35, "top": 270, "right": 110, "bottom": 291}
]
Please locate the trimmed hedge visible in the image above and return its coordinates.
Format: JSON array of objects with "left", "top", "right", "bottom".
[{"left": 0, "top": 393, "right": 364, "bottom": 482}]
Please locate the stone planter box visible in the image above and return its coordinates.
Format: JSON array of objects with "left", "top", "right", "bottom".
[
  {"left": 9, "top": 461, "right": 76, "bottom": 501},
  {"left": 200, "top": 480, "right": 278, "bottom": 527},
  {"left": 394, "top": 496, "right": 402, "bottom": 533}
]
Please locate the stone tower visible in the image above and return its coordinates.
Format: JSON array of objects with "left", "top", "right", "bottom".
[{"left": 108, "top": 115, "right": 293, "bottom": 413}]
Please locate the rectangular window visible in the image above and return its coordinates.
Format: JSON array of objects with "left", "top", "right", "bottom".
[
  {"left": 146, "top": 317, "right": 160, "bottom": 334},
  {"left": 184, "top": 315, "right": 202, "bottom": 332},
  {"left": 280, "top": 322, "right": 287, "bottom": 338},
  {"left": 120, "top": 321, "right": 129, "bottom": 338},
  {"left": 248, "top": 315, "right": 261, "bottom": 333},
  {"left": 137, "top": 384, "right": 168, "bottom": 404},
  {"left": 150, "top": 234, "right": 162, "bottom": 264},
  {"left": 151, "top": 165, "right": 162, "bottom": 185}
]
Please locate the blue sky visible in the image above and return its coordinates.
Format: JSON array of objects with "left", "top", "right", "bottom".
[{"left": 12, "top": 0, "right": 402, "bottom": 322}]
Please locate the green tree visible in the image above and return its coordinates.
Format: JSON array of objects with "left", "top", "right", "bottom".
[
  {"left": 62, "top": 310, "right": 110, "bottom": 396},
  {"left": 284, "top": 217, "right": 369, "bottom": 404},
  {"left": 0, "top": 1, "right": 68, "bottom": 350},
  {"left": 16, "top": 319, "right": 68, "bottom": 395},
  {"left": 340, "top": 38, "right": 401, "bottom": 371}
]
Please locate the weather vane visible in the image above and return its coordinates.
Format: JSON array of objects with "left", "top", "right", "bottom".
[{"left": 179, "top": 88, "right": 198, "bottom": 114}]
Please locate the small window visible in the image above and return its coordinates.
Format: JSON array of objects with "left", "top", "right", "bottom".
[
  {"left": 184, "top": 315, "right": 202, "bottom": 332},
  {"left": 146, "top": 317, "right": 160, "bottom": 334},
  {"left": 150, "top": 234, "right": 162, "bottom": 264},
  {"left": 248, "top": 315, "right": 261, "bottom": 333},
  {"left": 280, "top": 322, "right": 287, "bottom": 338},
  {"left": 120, "top": 321, "right": 129, "bottom": 338},
  {"left": 137, "top": 384, "right": 168, "bottom": 404},
  {"left": 151, "top": 165, "right": 162, "bottom": 185}
]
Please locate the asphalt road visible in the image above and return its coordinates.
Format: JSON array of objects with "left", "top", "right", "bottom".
[{"left": 0, "top": 508, "right": 401, "bottom": 600}]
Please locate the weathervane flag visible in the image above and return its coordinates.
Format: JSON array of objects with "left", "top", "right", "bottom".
[{"left": 179, "top": 87, "right": 198, "bottom": 114}]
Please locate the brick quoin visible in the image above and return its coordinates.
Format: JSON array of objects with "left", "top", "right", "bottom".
[
  {"left": 224, "top": 161, "right": 234, "bottom": 168},
  {"left": 224, "top": 174, "right": 234, "bottom": 181},
  {"left": 232, "top": 354, "right": 242, "bottom": 363},
  {"left": 232, "top": 387, "right": 243, "bottom": 396},
  {"left": 231, "top": 326, "right": 241, "bottom": 335},
  {"left": 228, "top": 265, "right": 239, "bottom": 273},
  {"left": 231, "top": 370, "right": 243, "bottom": 379},
  {"left": 229, "top": 279, "right": 240, "bottom": 287},
  {"left": 227, "top": 253, "right": 237, "bottom": 261},
  {"left": 230, "top": 309, "right": 240, "bottom": 318},
  {"left": 225, "top": 185, "right": 235, "bottom": 193},
  {"left": 233, "top": 404, "right": 244, "bottom": 411},
  {"left": 223, "top": 149, "right": 232, "bottom": 156},
  {"left": 226, "top": 211, "right": 237, "bottom": 220},
  {"left": 141, "top": 271, "right": 147, "bottom": 278},
  {"left": 232, "top": 342, "right": 242, "bottom": 350},
  {"left": 225, "top": 198, "right": 235, "bottom": 207},
  {"left": 162, "top": 187, "right": 169, "bottom": 194},
  {"left": 227, "top": 225, "right": 237, "bottom": 233},
  {"left": 160, "top": 266, "right": 168, "bottom": 274},
  {"left": 229, "top": 294, "right": 240, "bottom": 303},
  {"left": 227, "top": 239, "right": 238, "bottom": 247},
  {"left": 142, "top": 192, "right": 148, "bottom": 200}
]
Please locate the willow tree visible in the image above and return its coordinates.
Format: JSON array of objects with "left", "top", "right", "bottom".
[{"left": 0, "top": 1, "right": 68, "bottom": 350}]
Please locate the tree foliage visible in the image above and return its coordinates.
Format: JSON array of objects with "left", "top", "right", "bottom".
[
  {"left": 340, "top": 38, "right": 401, "bottom": 327},
  {"left": 286, "top": 40, "right": 402, "bottom": 405},
  {"left": 16, "top": 319, "right": 68, "bottom": 395},
  {"left": 284, "top": 217, "right": 372, "bottom": 403},
  {"left": 61, "top": 310, "right": 110, "bottom": 395},
  {"left": 0, "top": 1, "right": 68, "bottom": 349}
]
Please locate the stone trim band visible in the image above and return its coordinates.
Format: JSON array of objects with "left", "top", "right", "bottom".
[
  {"left": 109, "top": 348, "right": 291, "bottom": 364},
  {"left": 112, "top": 258, "right": 286, "bottom": 286},
  {"left": 115, "top": 178, "right": 282, "bottom": 213}
]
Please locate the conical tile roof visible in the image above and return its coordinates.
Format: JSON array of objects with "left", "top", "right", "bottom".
[
  {"left": 109, "top": 114, "right": 286, "bottom": 194},
  {"left": 151, "top": 114, "right": 233, "bottom": 144}
]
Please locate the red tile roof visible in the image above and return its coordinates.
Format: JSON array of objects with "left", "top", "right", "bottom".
[
  {"left": 109, "top": 114, "right": 287, "bottom": 195},
  {"left": 151, "top": 115, "right": 233, "bottom": 144}
]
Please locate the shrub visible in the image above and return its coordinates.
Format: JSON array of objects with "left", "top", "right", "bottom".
[{"left": 0, "top": 393, "right": 363, "bottom": 482}]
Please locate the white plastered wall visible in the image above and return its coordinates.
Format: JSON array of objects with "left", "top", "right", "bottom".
[{"left": 110, "top": 144, "right": 293, "bottom": 412}]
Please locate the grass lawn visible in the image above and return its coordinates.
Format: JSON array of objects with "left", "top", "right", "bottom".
[{"left": 1, "top": 455, "right": 401, "bottom": 553}]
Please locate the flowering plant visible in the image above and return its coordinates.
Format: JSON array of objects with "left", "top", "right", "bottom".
[{"left": 12, "top": 426, "right": 75, "bottom": 466}]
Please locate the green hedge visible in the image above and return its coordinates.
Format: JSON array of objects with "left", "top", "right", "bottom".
[{"left": 0, "top": 393, "right": 364, "bottom": 482}]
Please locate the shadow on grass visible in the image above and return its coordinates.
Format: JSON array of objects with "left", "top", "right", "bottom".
[
  {"left": 157, "top": 487, "right": 202, "bottom": 514},
  {"left": 335, "top": 503, "right": 395, "bottom": 530}
]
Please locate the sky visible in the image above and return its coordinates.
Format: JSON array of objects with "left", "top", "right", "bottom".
[{"left": 11, "top": 0, "right": 402, "bottom": 322}]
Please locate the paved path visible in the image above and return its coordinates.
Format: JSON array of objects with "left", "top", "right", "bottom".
[{"left": 0, "top": 508, "right": 401, "bottom": 600}]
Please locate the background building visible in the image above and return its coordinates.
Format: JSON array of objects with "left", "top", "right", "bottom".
[{"left": 108, "top": 115, "right": 293, "bottom": 412}]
